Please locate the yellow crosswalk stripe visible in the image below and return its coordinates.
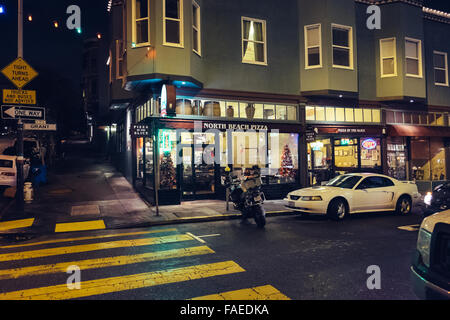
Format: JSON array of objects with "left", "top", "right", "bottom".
[
  {"left": 190, "top": 285, "right": 291, "bottom": 300},
  {"left": 0, "top": 261, "right": 245, "bottom": 300},
  {"left": 55, "top": 220, "right": 106, "bottom": 233},
  {"left": 0, "top": 228, "right": 178, "bottom": 249},
  {"left": 0, "top": 218, "right": 35, "bottom": 232},
  {"left": 0, "top": 234, "right": 194, "bottom": 262},
  {"left": 0, "top": 246, "right": 215, "bottom": 280}
]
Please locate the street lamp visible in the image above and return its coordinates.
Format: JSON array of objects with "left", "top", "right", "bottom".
[{"left": 0, "top": 5, "right": 5, "bottom": 14}]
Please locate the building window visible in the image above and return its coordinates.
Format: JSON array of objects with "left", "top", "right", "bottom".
[
  {"left": 380, "top": 38, "right": 397, "bottom": 77},
  {"left": 434, "top": 51, "right": 449, "bottom": 86},
  {"left": 164, "top": 0, "right": 184, "bottom": 47},
  {"left": 305, "top": 24, "right": 322, "bottom": 69},
  {"left": 192, "top": 1, "right": 201, "bottom": 55},
  {"left": 132, "top": 0, "right": 150, "bottom": 46},
  {"left": 405, "top": 38, "right": 422, "bottom": 78},
  {"left": 242, "top": 17, "right": 267, "bottom": 65},
  {"left": 115, "top": 40, "right": 124, "bottom": 80},
  {"left": 332, "top": 24, "right": 353, "bottom": 69}
]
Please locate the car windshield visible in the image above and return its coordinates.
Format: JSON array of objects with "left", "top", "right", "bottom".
[
  {"left": 325, "top": 175, "right": 362, "bottom": 189},
  {"left": 0, "top": 160, "right": 13, "bottom": 168}
]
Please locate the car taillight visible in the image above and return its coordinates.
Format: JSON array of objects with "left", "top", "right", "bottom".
[{"left": 1, "top": 172, "right": 15, "bottom": 176}]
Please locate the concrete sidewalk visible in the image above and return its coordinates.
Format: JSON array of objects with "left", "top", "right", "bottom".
[{"left": 0, "top": 147, "right": 291, "bottom": 235}]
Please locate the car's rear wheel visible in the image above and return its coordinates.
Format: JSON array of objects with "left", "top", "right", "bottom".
[
  {"left": 396, "top": 196, "right": 412, "bottom": 215},
  {"left": 327, "top": 198, "right": 348, "bottom": 221}
]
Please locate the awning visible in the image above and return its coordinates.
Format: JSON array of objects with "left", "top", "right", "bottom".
[{"left": 388, "top": 125, "right": 450, "bottom": 137}]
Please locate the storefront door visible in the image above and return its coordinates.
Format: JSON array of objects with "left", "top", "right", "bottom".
[{"left": 181, "top": 133, "right": 217, "bottom": 200}]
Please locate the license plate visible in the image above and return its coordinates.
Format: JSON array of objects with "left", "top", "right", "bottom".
[{"left": 289, "top": 201, "right": 296, "bottom": 207}]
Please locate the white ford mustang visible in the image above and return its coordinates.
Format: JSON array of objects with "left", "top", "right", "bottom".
[{"left": 284, "top": 173, "right": 421, "bottom": 220}]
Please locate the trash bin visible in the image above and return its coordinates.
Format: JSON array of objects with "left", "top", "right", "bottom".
[{"left": 24, "top": 182, "right": 33, "bottom": 203}]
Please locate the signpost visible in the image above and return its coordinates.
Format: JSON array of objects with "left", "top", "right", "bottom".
[
  {"left": 2, "top": 89, "right": 36, "bottom": 105},
  {"left": 1, "top": 105, "right": 45, "bottom": 120}
]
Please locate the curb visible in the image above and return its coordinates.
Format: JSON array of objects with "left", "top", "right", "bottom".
[{"left": 0, "top": 210, "right": 296, "bottom": 238}]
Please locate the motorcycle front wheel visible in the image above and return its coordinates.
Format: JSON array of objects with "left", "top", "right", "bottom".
[{"left": 253, "top": 205, "right": 266, "bottom": 228}]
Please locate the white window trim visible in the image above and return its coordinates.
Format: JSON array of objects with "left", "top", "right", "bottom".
[
  {"left": 192, "top": 0, "right": 201, "bottom": 56},
  {"left": 434, "top": 50, "right": 449, "bottom": 87},
  {"left": 163, "top": 0, "right": 184, "bottom": 48},
  {"left": 380, "top": 37, "right": 397, "bottom": 78},
  {"left": 241, "top": 16, "right": 268, "bottom": 66},
  {"left": 131, "top": 0, "right": 151, "bottom": 48},
  {"left": 304, "top": 23, "right": 322, "bottom": 70},
  {"left": 331, "top": 23, "right": 354, "bottom": 70},
  {"left": 405, "top": 37, "right": 423, "bottom": 78}
]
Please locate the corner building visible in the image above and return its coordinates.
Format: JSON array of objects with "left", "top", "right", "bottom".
[{"left": 104, "top": 0, "right": 450, "bottom": 204}]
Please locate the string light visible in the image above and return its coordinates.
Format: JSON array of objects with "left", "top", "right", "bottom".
[
  {"left": 96, "top": 33, "right": 102, "bottom": 39},
  {"left": 27, "top": 14, "right": 32, "bottom": 22},
  {"left": 53, "top": 21, "right": 59, "bottom": 28}
]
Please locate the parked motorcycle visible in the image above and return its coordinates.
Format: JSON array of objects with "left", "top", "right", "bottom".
[{"left": 223, "top": 166, "right": 266, "bottom": 228}]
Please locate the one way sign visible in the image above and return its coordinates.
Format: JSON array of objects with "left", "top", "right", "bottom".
[{"left": 1, "top": 105, "right": 45, "bottom": 120}]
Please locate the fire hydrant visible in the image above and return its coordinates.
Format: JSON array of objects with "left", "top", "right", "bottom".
[{"left": 24, "top": 182, "right": 34, "bottom": 203}]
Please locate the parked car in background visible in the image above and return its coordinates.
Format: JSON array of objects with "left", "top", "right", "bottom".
[
  {"left": 0, "top": 155, "right": 30, "bottom": 188},
  {"left": 285, "top": 173, "right": 421, "bottom": 220},
  {"left": 411, "top": 210, "right": 450, "bottom": 300},
  {"left": 423, "top": 183, "right": 450, "bottom": 217}
]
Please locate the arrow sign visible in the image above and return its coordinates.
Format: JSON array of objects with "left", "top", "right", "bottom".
[{"left": 1, "top": 105, "right": 45, "bottom": 120}]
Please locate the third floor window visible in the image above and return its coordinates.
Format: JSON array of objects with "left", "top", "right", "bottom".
[
  {"left": 332, "top": 24, "right": 353, "bottom": 69},
  {"left": 132, "top": 0, "right": 150, "bottom": 46},
  {"left": 164, "top": 0, "right": 184, "bottom": 47},
  {"left": 192, "top": 1, "right": 201, "bottom": 55}
]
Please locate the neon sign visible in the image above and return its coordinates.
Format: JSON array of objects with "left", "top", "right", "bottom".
[
  {"left": 340, "top": 138, "right": 351, "bottom": 146},
  {"left": 362, "top": 138, "right": 377, "bottom": 150}
]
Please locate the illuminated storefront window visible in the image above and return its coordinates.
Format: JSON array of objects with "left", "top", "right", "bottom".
[
  {"left": 387, "top": 137, "right": 407, "bottom": 180},
  {"left": 411, "top": 138, "right": 446, "bottom": 181}
]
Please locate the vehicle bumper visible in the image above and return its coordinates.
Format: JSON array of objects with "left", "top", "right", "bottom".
[
  {"left": 411, "top": 266, "right": 450, "bottom": 300},
  {"left": 283, "top": 198, "right": 327, "bottom": 214}
]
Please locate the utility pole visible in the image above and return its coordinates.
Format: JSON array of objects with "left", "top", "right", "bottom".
[{"left": 16, "top": 0, "right": 25, "bottom": 212}]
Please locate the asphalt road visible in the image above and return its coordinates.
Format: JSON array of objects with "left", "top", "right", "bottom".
[{"left": 0, "top": 210, "right": 423, "bottom": 300}]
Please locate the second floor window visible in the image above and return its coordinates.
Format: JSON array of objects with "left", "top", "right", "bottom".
[
  {"left": 305, "top": 24, "right": 322, "bottom": 69},
  {"left": 405, "top": 38, "right": 422, "bottom": 77},
  {"left": 332, "top": 24, "right": 353, "bottom": 69},
  {"left": 242, "top": 17, "right": 267, "bottom": 65},
  {"left": 380, "top": 38, "right": 397, "bottom": 77},
  {"left": 192, "top": 1, "right": 201, "bottom": 55},
  {"left": 132, "top": 0, "right": 150, "bottom": 46},
  {"left": 164, "top": 0, "right": 184, "bottom": 47},
  {"left": 434, "top": 51, "right": 448, "bottom": 86}
]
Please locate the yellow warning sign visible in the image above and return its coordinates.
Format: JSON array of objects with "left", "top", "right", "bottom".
[
  {"left": 1, "top": 58, "right": 38, "bottom": 89},
  {"left": 2, "top": 89, "right": 36, "bottom": 105}
]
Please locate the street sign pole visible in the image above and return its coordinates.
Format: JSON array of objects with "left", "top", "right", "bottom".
[
  {"left": 16, "top": 119, "right": 24, "bottom": 212},
  {"left": 18, "top": 0, "right": 23, "bottom": 58}
]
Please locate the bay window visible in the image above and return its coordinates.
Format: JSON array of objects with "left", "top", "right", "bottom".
[
  {"left": 132, "top": 0, "right": 150, "bottom": 46},
  {"left": 332, "top": 24, "right": 353, "bottom": 69},
  {"left": 305, "top": 24, "right": 322, "bottom": 69},
  {"left": 242, "top": 17, "right": 267, "bottom": 65},
  {"left": 380, "top": 38, "right": 397, "bottom": 77},
  {"left": 405, "top": 38, "right": 422, "bottom": 77},
  {"left": 164, "top": 0, "right": 184, "bottom": 47}
]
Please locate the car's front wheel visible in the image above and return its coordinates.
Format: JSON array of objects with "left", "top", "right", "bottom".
[
  {"left": 327, "top": 198, "right": 348, "bottom": 221},
  {"left": 396, "top": 196, "right": 412, "bottom": 215}
]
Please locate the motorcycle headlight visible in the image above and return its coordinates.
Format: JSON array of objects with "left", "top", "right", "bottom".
[
  {"left": 417, "top": 228, "right": 432, "bottom": 268},
  {"left": 301, "top": 196, "right": 322, "bottom": 201},
  {"left": 424, "top": 192, "right": 432, "bottom": 206}
]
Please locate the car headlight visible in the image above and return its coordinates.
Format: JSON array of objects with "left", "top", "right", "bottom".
[
  {"left": 417, "top": 228, "right": 432, "bottom": 268},
  {"left": 424, "top": 192, "right": 432, "bottom": 206},
  {"left": 301, "top": 196, "right": 322, "bottom": 201}
]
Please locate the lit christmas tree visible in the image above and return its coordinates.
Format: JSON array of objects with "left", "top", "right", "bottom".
[
  {"left": 278, "top": 144, "right": 295, "bottom": 179},
  {"left": 160, "top": 152, "right": 176, "bottom": 189}
]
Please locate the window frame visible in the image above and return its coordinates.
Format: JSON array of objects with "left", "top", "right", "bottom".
[
  {"left": 192, "top": 0, "right": 201, "bottom": 56},
  {"left": 132, "top": 0, "right": 151, "bottom": 48},
  {"left": 163, "top": 0, "right": 184, "bottom": 48},
  {"left": 304, "top": 23, "right": 322, "bottom": 70},
  {"left": 241, "top": 16, "right": 268, "bottom": 66},
  {"left": 405, "top": 37, "right": 423, "bottom": 78},
  {"left": 331, "top": 23, "right": 354, "bottom": 70},
  {"left": 115, "top": 40, "right": 125, "bottom": 80},
  {"left": 380, "top": 37, "right": 397, "bottom": 78},
  {"left": 433, "top": 50, "right": 449, "bottom": 87}
]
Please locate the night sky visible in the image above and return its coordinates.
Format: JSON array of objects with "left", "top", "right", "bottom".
[{"left": 0, "top": 0, "right": 449, "bottom": 93}]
